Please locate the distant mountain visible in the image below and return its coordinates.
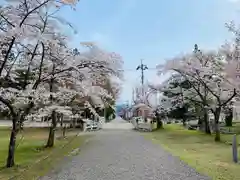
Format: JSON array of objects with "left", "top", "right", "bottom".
[
  {"left": 115, "top": 103, "right": 132, "bottom": 115},
  {"left": 116, "top": 104, "right": 127, "bottom": 115},
  {"left": 116, "top": 104, "right": 123, "bottom": 112}
]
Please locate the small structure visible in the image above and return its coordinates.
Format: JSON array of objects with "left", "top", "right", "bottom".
[
  {"left": 132, "top": 103, "right": 153, "bottom": 119},
  {"left": 131, "top": 103, "right": 156, "bottom": 131}
]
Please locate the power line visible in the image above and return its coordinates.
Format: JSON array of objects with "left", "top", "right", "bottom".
[{"left": 118, "top": 67, "right": 157, "bottom": 72}]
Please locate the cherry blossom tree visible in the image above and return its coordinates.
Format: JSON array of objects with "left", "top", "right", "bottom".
[
  {"left": 0, "top": 1, "right": 64, "bottom": 167},
  {"left": 72, "top": 43, "right": 123, "bottom": 120},
  {"left": 148, "top": 75, "right": 187, "bottom": 127},
  {"left": 0, "top": 0, "right": 123, "bottom": 168},
  {"left": 156, "top": 44, "right": 237, "bottom": 141},
  {"left": 28, "top": 40, "right": 123, "bottom": 147},
  {"left": 0, "top": 0, "right": 84, "bottom": 167}
]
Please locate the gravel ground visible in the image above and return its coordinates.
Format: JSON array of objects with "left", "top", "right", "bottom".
[{"left": 40, "top": 129, "right": 210, "bottom": 180}]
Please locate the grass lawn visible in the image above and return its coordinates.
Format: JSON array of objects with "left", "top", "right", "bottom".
[
  {"left": 144, "top": 124, "right": 240, "bottom": 180},
  {"left": 220, "top": 122, "right": 240, "bottom": 134},
  {"left": 0, "top": 127, "right": 90, "bottom": 180}
]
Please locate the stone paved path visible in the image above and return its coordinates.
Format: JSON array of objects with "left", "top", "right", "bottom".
[
  {"left": 102, "top": 118, "right": 134, "bottom": 130},
  {"left": 40, "top": 129, "right": 210, "bottom": 180}
]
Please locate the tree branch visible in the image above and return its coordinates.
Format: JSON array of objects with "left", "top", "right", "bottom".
[
  {"left": 0, "top": 96, "right": 16, "bottom": 118},
  {"left": 0, "top": 37, "right": 16, "bottom": 76},
  {"left": 0, "top": 14, "right": 15, "bottom": 27},
  {"left": 19, "top": 0, "right": 50, "bottom": 27},
  {"left": 220, "top": 89, "right": 236, "bottom": 107}
]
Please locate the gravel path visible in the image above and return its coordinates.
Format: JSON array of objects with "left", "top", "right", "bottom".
[{"left": 40, "top": 130, "right": 210, "bottom": 180}]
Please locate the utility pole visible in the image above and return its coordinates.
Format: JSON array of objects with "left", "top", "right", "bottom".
[
  {"left": 131, "top": 88, "right": 135, "bottom": 105},
  {"left": 136, "top": 59, "right": 148, "bottom": 98},
  {"left": 126, "top": 100, "right": 129, "bottom": 120},
  {"left": 136, "top": 59, "right": 148, "bottom": 85}
]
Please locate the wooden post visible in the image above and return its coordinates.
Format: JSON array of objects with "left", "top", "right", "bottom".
[{"left": 232, "top": 134, "right": 238, "bottom": 163}]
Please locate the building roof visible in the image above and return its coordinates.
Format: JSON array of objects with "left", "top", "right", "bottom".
[{"left": 132, "top": 103, "right": 152, "bottom": 111}]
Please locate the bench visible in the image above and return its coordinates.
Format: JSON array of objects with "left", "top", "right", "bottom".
[{"left": 84, "top": 120, "right": 100, "bottom": 131}]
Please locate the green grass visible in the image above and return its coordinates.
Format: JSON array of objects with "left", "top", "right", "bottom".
[
  {"left": 220, "top": 123, "right": 240, "bottom": 134},
  {"left": 0, "top": 127, "right": 90, "bottom": 180},
  {"left": 144, "top": 124, "right": 240, "bottom": 180},
  {"left": 151, "top": 122, "right": 158, "bottom": 129}
]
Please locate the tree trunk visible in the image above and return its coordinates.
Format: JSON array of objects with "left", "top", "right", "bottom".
[
  {"left": 60, "top": 114, "right": 66, "bottom": 137},
  {"left": 80, "top": 120, "right": 84, "bottom": 131},
  {"left": 60, "top": 113, "right": 63, "bottom": 127},
  {"left": 203, "top": 110, "right": 211, "bottom": 134},
  {"left": 46, "top": 72, "right": 56, "bottom": 147},
  {"left": 197, "top": 116, "right": 202, "bottom": 125},
  {"left": 156, "top": 115, "right": 163, "bottom": 129},
  {"left": 62, "top": 125, "right": 66, "bottom": 138},
  {"left": 157, "top": 119, "right": 163, "bottom": 129},
  {"left": 225, "top": 108, "right": 233, "bottom": 127},
  {"left": 6, "top": 118, "right": 18, "bottom": 168},
  {"left": 214, "top": 108, "right": 221, "bottom": 142},
  {"left": 72, "top": 118, "right": 76, "bottom": 128},
  {"left": 214, "top": 123, "right": 220, "bottom": 141},
  {"left": 46, "top": 110, "right": 57, "bottom": 148},
  {"left": 182, "top": 117, "right": 186, "bottom": 126},
  {"left": 225, "top": 115, "right": 233, "bottom": 127},
  {"left": 19, "top": 114, "right": 25, "bottom": 130}
]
